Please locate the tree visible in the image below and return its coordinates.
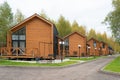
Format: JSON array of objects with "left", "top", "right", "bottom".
[
  {"left": 71, "top": 20, "right": 79, "bottom": 32},
  {"left": 39, "top": 10, "right": 55, "bottom": 23},
  {"left": 0, "top": 2, "right": 13, "bottom": 43},
  {"left": 56, "top": 15, "right": 71, "bottom": 37},
  {"left": 14, "top": 9, "right": 25, "bottom": 24},
  {"left": 104, "top": 0, "right": 120, "bottom": 44},
  {"left": 79, "top": 25, "right": 86, "bottom": 36},
  {"left": 107, "top": 36, "right": 115, "bottom": 47},
  {"left": 114, "top": 42, "right": 120, "bottom": 52},
  {"left": 71, "top": 20, "right": 86, "bottom": 35},
  {"left": 39, "top": 10, "right": 48, "bottom": 19},
  {"left": 96, "top": 32, "right": 103, "bottom": 41},
  {"left": 87, "top": 28, "right": 96, "bottom": 40},
  {"left": 102, "top": 32, "right": 108, "bottom": 43}
]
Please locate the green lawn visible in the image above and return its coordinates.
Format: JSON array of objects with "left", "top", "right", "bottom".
[
  {"left": 69, "top": 56, "right": 100, "bottom": 61},
  {"left": 0, "top": 56, "right": 103, "bottom": 67},
  {"left": 0, "top": 59, "right": 78, "bottom": 67},
  {"left": 104, "top": 56, "right": 120, "bottom": 73}
]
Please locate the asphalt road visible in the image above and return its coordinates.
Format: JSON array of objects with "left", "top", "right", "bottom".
[{"left": 0, "top": 55, "right": 120, "bottom": 80}]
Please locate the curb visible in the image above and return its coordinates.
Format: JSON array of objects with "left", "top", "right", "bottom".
[
  {"left": 0, "top": 61, "right": 86, "bottom": 69},
  {"left": 99, "top": 68, "right": 120, "bottom": 77},
  {"left": 98, "top": 57, "right": 120, "bottom": 77}
]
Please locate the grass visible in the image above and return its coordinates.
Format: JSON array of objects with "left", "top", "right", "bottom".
[
  {"left": 0, "top": 56, "right": 103, "bottom": 67},
  {"left": 69, "top": 56, "right": 100, "bottom": 61},
  {"left": 104, "top": 56, "right": 120, "bottom": 73},
  {"left": 0, "top": 59, "right": 78, "bottom": 67}
]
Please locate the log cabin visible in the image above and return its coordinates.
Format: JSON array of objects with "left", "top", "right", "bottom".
[
  {"left": 100, "top": 41, "right": 109, "bottom": 55},
  {"left": 63, "top": 32, "right": 87, "bottom": 57},
  {"left": 1, "top": 13, "right": 58, "bottom": 59},
  {"left": 87, "top": 38, "right": 101, "bottom": 56},
  {"left": 0, "top": 14, "right": 111, "bottom": 59}
]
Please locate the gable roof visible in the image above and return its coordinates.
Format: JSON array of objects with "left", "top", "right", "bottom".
[
  {"left": 10, "top": 13, "right": 54, "bottom": 31},
  {"left": 100, "top": 41, "right": 108, "bottom": 45},
  {"left": 56, "top": 35, "right": 64, "bottom": 41},
  {"left": 63, "top": 31, "right": 86, "bottom": 39},
  {"left": 87, "top": 37, "right": 100, "bottom": 43}
]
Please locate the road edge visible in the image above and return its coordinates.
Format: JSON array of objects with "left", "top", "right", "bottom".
[
  {"left": 0, "top": 58, "right": 101, "bottom": 69},
  {"left": 99, "top": 55, "right": 120, "bottom": 76}
]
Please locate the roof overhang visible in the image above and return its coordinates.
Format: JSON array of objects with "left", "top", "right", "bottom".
[{"left": 9, "top": 13, "right": 53, "bottom": 32}]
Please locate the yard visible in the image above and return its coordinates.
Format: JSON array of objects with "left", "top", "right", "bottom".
[
  {"left": 0, "top": 59, "right": 78, "bottom": 67},
  {"left": 104, "top": 56, "right": 120, "bottom": 73},
  {"left": 69, "top": 56, "right": 102, "bottom": 61},
  {"left": 0, "top": 56, "right": 104, "bottom": 67}
]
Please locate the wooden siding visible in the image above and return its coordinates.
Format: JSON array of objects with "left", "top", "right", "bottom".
[
  {"left": 5, "top": 14, "right": 55, "bottom": 59},
  {"left": 26, "top": 17, "right": 53, "bottom": 58},
  {"left": 100, "top": 42, "right": 109, "bottom": 55},
  {"left": 87, "top": 38, "right": 100, "bottom": 56},
  {"left": 64, "top": 32, "right": 86, "bottom": 57},
  {"left": 7, "top": 32, "right": 11, "bottom": 48},
  {"left": 87, "top": 38, "right": 109, "bottom": 56}
]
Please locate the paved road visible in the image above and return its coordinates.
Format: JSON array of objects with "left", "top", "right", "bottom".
[{"left": 0, "top": 55, "right": 120, "bottom": 80}]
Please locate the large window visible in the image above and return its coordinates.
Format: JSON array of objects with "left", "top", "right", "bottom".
[
  {"left": 64, "top": 38, "right": 69, "bottom": 46},
  {"left": 102, "top": 43, "right": 105, "bottom": 48},
  {"left": 12, "top": 35, "right": 18, "bottom": 40},
  {"left": 64, "top": 38, "right": 69, "bottom": 56},
  {"left": 12, "top": 27, "right": 26, "bottom": 48},
  {"left": 93, "top": 41, "right": 97, "bottom": 48}
]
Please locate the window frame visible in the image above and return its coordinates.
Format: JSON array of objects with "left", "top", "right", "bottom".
[{"left": 12, "top": 27, "right": 26, "bottom": 48}]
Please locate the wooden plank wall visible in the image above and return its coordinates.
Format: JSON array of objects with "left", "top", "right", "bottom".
[{"left": 68, "top": 33, "right": 86, "bottom": 57}]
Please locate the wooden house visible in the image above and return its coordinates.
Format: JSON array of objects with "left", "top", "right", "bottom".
[
  {"left": 63, "top": 32, "right": 87, "bottom": 57},
  {"left": 100, "top": 41, "right": 109, "bottom": 55},
  {"left": 87, "top": 38, "right": 101, "bottom": 56},
  {"left": 1, "top": 13, "right": 58, "bottom": 59}
]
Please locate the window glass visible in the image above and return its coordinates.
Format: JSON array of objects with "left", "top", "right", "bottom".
[
  {"left": 18, "top": 27, "right": 25, "bottom": 35},
  {"left": 93, "top": 41, "right": 97, "bottom": 47},
  {"left": 64, "top": 38, "right": 69, "bottom": 51},
  {"left": 12, "top": 27, "right": 26, "bottom": 40},
  {"left": 64, "top": 38, "right": 69, "bottom": 46},
  {"left": 12, "top": 35, "right": 18, "bottom": 40},
  {"left": 19, "top": 41, "right": 25, "bottom": 48},
  {"left": 12, "top": 41, "right": 18, "bottom": 47},
  {"left": 102, "top": 43, "right": 105, "bottom": 48},
  {"left": 19, "top": 35, "right": 25, "bottom": 40}
]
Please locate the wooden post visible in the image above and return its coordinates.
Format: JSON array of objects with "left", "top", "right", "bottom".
[
  {"left": 0, "top": 48, "right": 2, "bottom": 56},
  {"left": 16, "top": 48, "right": 18, "bottom": 60}
]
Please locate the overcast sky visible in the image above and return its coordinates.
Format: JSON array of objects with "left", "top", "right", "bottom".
[{"left": 0, "top": 0, "right": 113, "bottom": 37}]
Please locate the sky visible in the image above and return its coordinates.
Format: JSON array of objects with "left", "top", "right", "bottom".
[{"left": 0, "top": 0, "right": 113, "bottom": 37}]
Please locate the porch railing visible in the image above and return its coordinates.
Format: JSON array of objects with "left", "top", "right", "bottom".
[{"left": 0, "top": 47, "right": 38, "bottom": 58}]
